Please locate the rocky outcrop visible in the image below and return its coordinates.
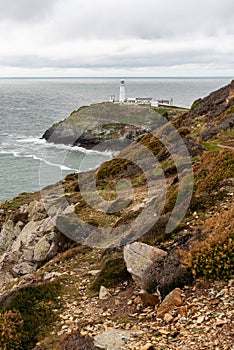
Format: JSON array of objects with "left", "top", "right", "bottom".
[
  {"left": 201, "top": 113, "right": 234, "bottom": 141},
  {"left": 42, "top": 103, "right": 171, "bottom": 149},
  {"left": 188, "top": 80, "right": 234, "bottom": 122},
  {"left": 123, "top": 242, "right": 192, "bottom": 298},
  {"left": 178, "top": 79, "right": 234, "bottom": 141},
  {"left": 0, "top": 200, "right": 72, "bottom": 291}
]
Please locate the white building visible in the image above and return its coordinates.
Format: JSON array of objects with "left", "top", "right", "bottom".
[
  {"left": 119, "top": 79, "right": 126, "bottom": 103},
  {"left": 109, "top": 80, "right": 172, "bottom": 106},
  {"left": 135, "top": 97, "right": 153, "bottom": 105},
  {"left": 126, "top": 97, "right": 152, "bottom": 105}
]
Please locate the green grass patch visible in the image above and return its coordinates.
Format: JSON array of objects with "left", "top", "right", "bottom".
[
  {"left": 191, "top": 98, "right": 201, "bottom": 110},
  {"left": 201, "top": 141, "right": 221, "bottom": 151},
  {"left": 2, "top": 192, "right": 39, "bottom": 211},
  {"left": 90, "top": 258, "right": 131, "bottom": 293}
]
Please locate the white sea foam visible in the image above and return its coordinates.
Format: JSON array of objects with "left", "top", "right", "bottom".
[
  {"left": 17, "top": 137, "right": 46, "bottom": 145},
  {"left": 0, "top": 149, "right": 79, "bottom": 172},
  {"left": 21, "top": 153, "right": 79, "bottom": 172},
  {"left": 16, "top": 136, "right": 112, "bottom": 156},
  {"left": 0, "top": 149, "right": 19, "bottom": 157},
  {"left": 46, "top": 142, "right": 112, "bottom": 156}
]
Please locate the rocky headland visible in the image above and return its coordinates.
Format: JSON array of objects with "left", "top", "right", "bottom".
[
  {"left": 42, "top": 102, "right": 186, "bottom": 150},
  {"left": 0, "top": 82, "right": 233, "bottom": 349}
]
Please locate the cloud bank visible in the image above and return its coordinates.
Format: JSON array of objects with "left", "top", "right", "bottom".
[{"left": 0, "top": 0, "right": 234, "bottom": 76}]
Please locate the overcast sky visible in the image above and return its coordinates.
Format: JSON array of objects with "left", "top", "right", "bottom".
[{"left": 0, "top": 0, "right": 234, "bottom": 77}]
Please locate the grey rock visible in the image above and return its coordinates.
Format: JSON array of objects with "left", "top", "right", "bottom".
[
  {"left": 33, "top": 235, "right": 51, "bottom": 262},
  {"left": 0, "top": 270, "right": 15, "bottom": 290},
  {"left": 14, "top": 221, "right": 23, "bottom": 238},
  {"left": 43, "top": 271, "right": 62, "bottom": 280},
  {"left": 11, "top": 221, "right": 38, "bottom": 252},
  {"left": 22, "top": 249, "right": 34, "bottom": 261},
  {"left": 142, "top": 249, "right": 192, "bottom": 298},
  {"left": 0, "top": 209, "right": 60, "bottom": 290},
  {"left": 123, "top": 242, "right": 167, "bottom": 286},
  {"left": 27, "top": 200, "right": 47, "bottom": 221},
  {"left": 0, "top": 220, "right": 15, "bottom": 254},
  {"left": 99, "top": 286, "right": 111, "bottom": 300},
  {"left": 12, "top": 261, "right": 36, "bottom": 275},
  {"left": 94, "top": 330, "right": 138, "bottom": 350}
]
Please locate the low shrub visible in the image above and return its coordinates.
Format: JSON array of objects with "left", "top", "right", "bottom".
[
  {"left": 0, "top": 280, "right": 61, "bottom": 350},
  {"left": 182, "top": 206, "right": 234, "bottom": 281},
  {"left": 0, "top": 309, "right": 24, "bottom": 349}
]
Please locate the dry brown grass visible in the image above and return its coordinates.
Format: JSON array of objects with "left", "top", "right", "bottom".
[{"left": 182, "top": 206, "right": 234, "bottom": 281}]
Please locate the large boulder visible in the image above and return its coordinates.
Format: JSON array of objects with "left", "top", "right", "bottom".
[
  {"left": 123, "top": 242, "right": 167, "bottom": 286},
  {"left": 142, "top": 249, "right": 192, "bottom": 298}
]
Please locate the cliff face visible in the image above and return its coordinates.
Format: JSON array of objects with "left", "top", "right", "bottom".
[
  {"left": 1, "top": 81, "right": 233, "bottom": 290},
  {"left": 0, "top": 82, "right": 233, "bottom": 349}
]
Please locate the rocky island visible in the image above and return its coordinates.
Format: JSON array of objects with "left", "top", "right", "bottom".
[{"left": 0, "top": 82, "right": 233, "bottom": 349}]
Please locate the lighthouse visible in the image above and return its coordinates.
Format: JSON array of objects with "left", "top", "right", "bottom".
[{"left": 119, "top": 79, "right": 126, "bottom": 103}]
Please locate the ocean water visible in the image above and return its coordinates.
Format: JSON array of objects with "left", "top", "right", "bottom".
[{"left": 0, "top": 77, "right": 231, "bottom": 200}]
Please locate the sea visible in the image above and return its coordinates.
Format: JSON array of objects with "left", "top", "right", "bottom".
[{"left": 0, "top": 77, "right": 232, "bottom": 201}]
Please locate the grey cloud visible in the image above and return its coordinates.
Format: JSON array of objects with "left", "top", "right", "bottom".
[
  {"left": 48, "top": 0, "right": 234, "bottom": 41},
  {"left": 0, "top": 0, "right": 234, "bottom": 75},
  {"left": 0, "top": 0, "right": 58, "bottom": 22},
  {"left": 1, "top": 45, "right": 233, "bottom": 70}
]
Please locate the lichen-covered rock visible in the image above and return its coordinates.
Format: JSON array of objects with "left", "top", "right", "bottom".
[
  {"left": 27, "top": 200, "right": 47, "bottom": 221},
  {"left": 94, "top": 329, "right": 138, "bottom": 350},
  {"left": 33, "top": 236, "right": 51, "bottom": 262},
  {"left": 11, "top": 220, "right": 41, "bottom": 252},
  {"left": 0, "top": 220, "right": 15, "bottom": 254},
  {"left": 12, "top": 261, "right": 36, "bottom": 275},
  {"left": 123, "top": 242, "right": 167, "bottom": 286}
]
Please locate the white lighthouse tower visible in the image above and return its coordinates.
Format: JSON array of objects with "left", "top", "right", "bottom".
[{"left": 119, "top": 79, "right": 126, "bottom": 103}]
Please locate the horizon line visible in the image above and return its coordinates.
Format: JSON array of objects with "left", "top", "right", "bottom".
[{"left": 0, "top": 76, "right": 233, "bottom": 79}]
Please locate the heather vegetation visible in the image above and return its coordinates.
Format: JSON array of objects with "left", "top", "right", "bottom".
[{"left": 0, "top": 81, "right": 233, "bottom": 349}]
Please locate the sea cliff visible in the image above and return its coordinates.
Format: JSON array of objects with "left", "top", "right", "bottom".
[{"left": 0, "top": 82, "right": 233, "bottom": 349}]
